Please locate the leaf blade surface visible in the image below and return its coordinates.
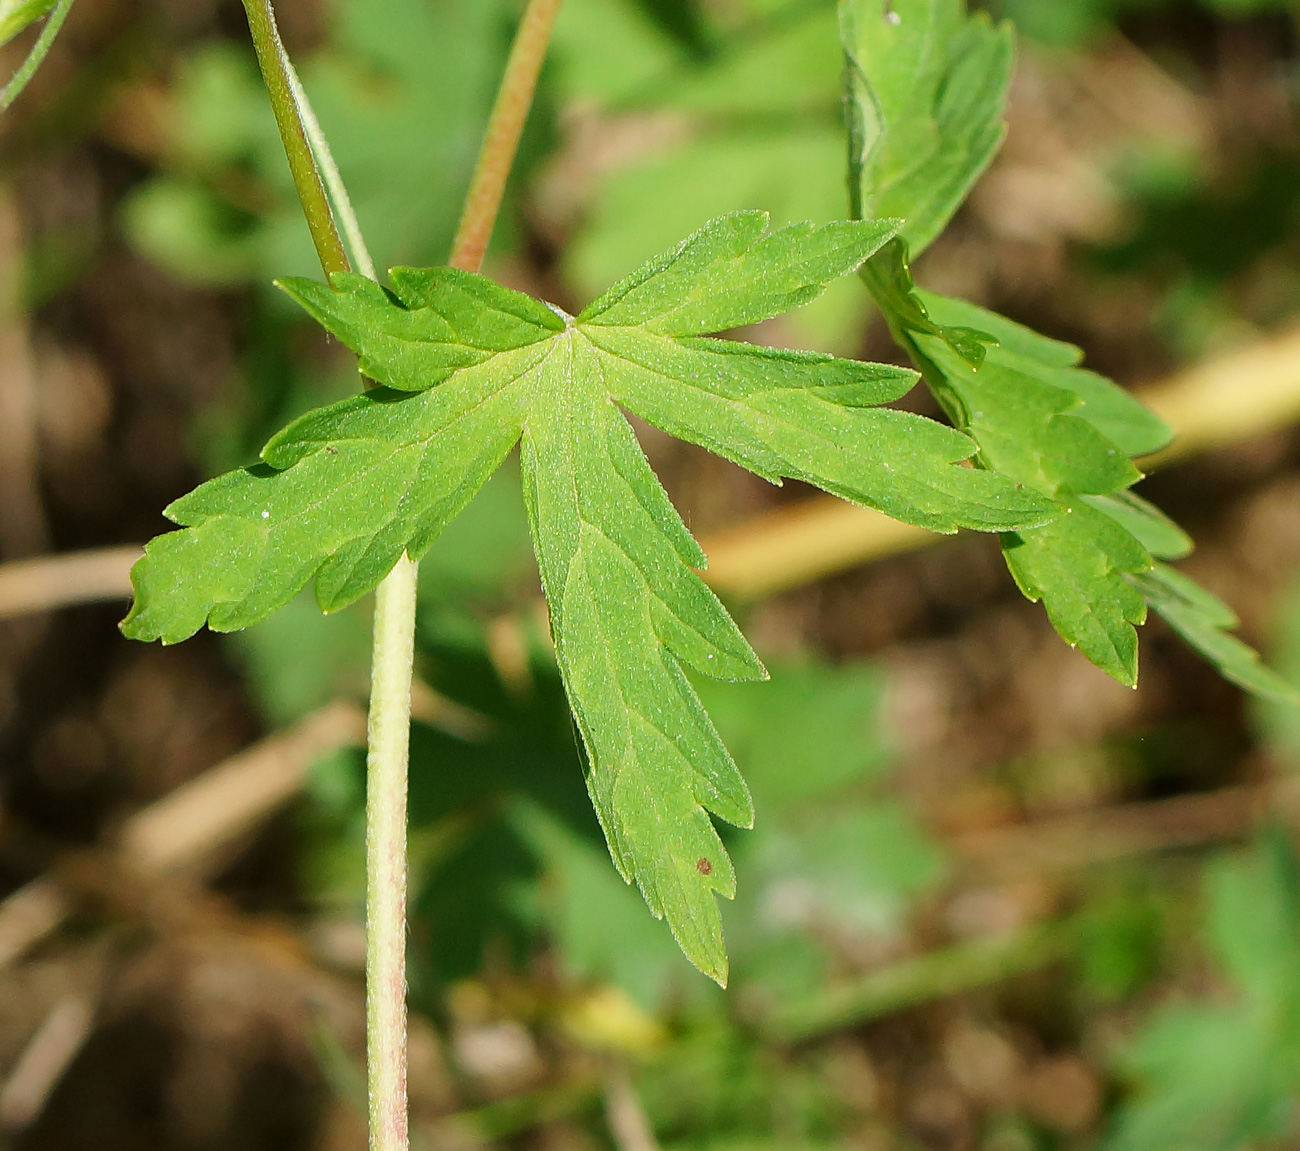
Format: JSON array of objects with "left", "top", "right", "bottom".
[{"left": 123, "top": 212, "right": 1061, "bottom": 978}]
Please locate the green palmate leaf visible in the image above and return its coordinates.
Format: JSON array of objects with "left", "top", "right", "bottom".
[
  {"left": 841, "top": 0, "right": 1012, "bottom": 256},
  {"left": 122, "top": 211, "right": 1057, "bottom": 982}
]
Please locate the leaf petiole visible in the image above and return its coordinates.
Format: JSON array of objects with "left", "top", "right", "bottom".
[
  {"left": 240, "top": 0, "right": 349, "bottom": 278},
  {"left": 449, "top": 0, "right": 565, "bottom": 273}
]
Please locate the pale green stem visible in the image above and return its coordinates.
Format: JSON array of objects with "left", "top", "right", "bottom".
[
  {"left": 244, "top": 2, "right": 565, "bottom": 1148},
  {"left": 0, "top": 0, "right": 73, "bottom": 111},
  {"left": 365, "top": 553, "right": 418, "bottom": 1151},
  {"left": 239, "top": 4, "right": 414, "bottom": 1149},
  {"left": 241, "top": 0, "right": 349, "bottom": 277},
  {"left": 276, "top": 33, "right": 414, "bottom": 1151}
]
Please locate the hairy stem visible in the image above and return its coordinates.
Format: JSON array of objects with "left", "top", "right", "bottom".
[
  {"left": 244, "top": 1, "right": 563, "bottom": 1148},
  {"left": 238, "top": 4, "right": 412, "bottom": 1149},
  {"left": 241, "top": 0, "right": 349, "bottom": 277},
  {"left": 449, "top": 0, "right": 565, "bottom": 272},
  {"left": 364, "top": 554, "right": 417, "bottom": 1151}
]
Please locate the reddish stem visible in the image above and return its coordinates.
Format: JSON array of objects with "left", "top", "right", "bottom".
[{"left": 448, "top": 0, "right": 565, "bottom": 273}]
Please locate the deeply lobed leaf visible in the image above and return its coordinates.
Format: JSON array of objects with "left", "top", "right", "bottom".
[
  {"left": 843, "top": 0, "right": 1292, "bottom": 699},
  {"left": 123, "top": 211, "right": 1058, "bottom": 980}
]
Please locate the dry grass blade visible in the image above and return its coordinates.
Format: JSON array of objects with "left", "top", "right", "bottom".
[
  {"left": 0, "top": 700, "right": 366, "bottom": 970},
  {"left": 953, "top": 777, "right": 1300, "bottom": 879},
  {"left": 120, "top": 698, "right": 365, "bottom": 876},
  {"left": 699, "top": 498, "right": 929, "bottom": 600},
  {"left": 1139, "top": 324, "right": 1300, "bottom": 465},
  {"left": 0, "top": 546, "right": 139, "bottom": 620},
  {"left": 0, "top": 880, "right": 68, "bottom": 969},
  {"left": 0, "top": 993, "right": 95, "bottom": 1130},
  {"left": 603, "top": 1061, "right": 660, "bottom": 1151}
]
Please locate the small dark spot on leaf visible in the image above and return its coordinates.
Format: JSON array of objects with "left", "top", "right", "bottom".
[
  {"left": 325, "top": 446, "right": 339, "bottom": 455},
  {"left": 696, "top": 857, "right": 713, "bottom": 875}
]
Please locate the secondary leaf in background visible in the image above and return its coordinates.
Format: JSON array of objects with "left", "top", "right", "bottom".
[
  {"left": 1105, "top": 833, "right": 1300, "bottom": 1151},
  {"left": 300, "top": 638, "right": 607, "bottom": 990},
  {"left": 703, "top": 665, "right": 945, "bottom": 963},
  {"left": 122, "top": 212, "right": 1056, "bottom": 982},
  {"left": 844, "top": 0, "right": 1292, "bottom": 698},
  {"left": 700, "top": 665, "right": 945, "bottom": 1003},
  {"left": 870, "top": 248, "right": 1292, "bottom": 696},
  {"left": 841, "top": 0, "right": 1013, "bottom": 256},
  {"left": 516, "top": 802, "right": 691, "bottom": 1007},
  {"left": 910, "top": 292, "right": 1164, "bottom": 684}
]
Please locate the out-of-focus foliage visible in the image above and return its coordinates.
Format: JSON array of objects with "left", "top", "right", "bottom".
[
  {"left": 1106, "top": 833, "right": 1300, "bottom": 1151},
  {"left": 124, "top": 0, "right": 518, "bottom": 284},
  {"left": 994, "top": 0, "right": 1294, "bottom": 49}
]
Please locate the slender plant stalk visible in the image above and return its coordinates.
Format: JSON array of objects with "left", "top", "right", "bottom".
[
  {"left": 241, "top": 2, "right": 564, "bottom": 1149},
  {"left": 265, "top": 26, "right": 417, "bottom": 1151},
  {"left": 0, "top": 0, "right": 73, "bottom": 111},
  {"left": 241, "top": 0, "right": 349, "bottom": 278},
  {"left": 363, "top": 554, "right": 418, "bottom": 1151},
  {"left": 283, "top": 56, "right": 377, "bottom": 280},
  {"left": 449, "top": 0, "right": 565, "bottom": 272},
  {"left": 239, "top": 4, "right": 412, "bottom": 1148}
]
